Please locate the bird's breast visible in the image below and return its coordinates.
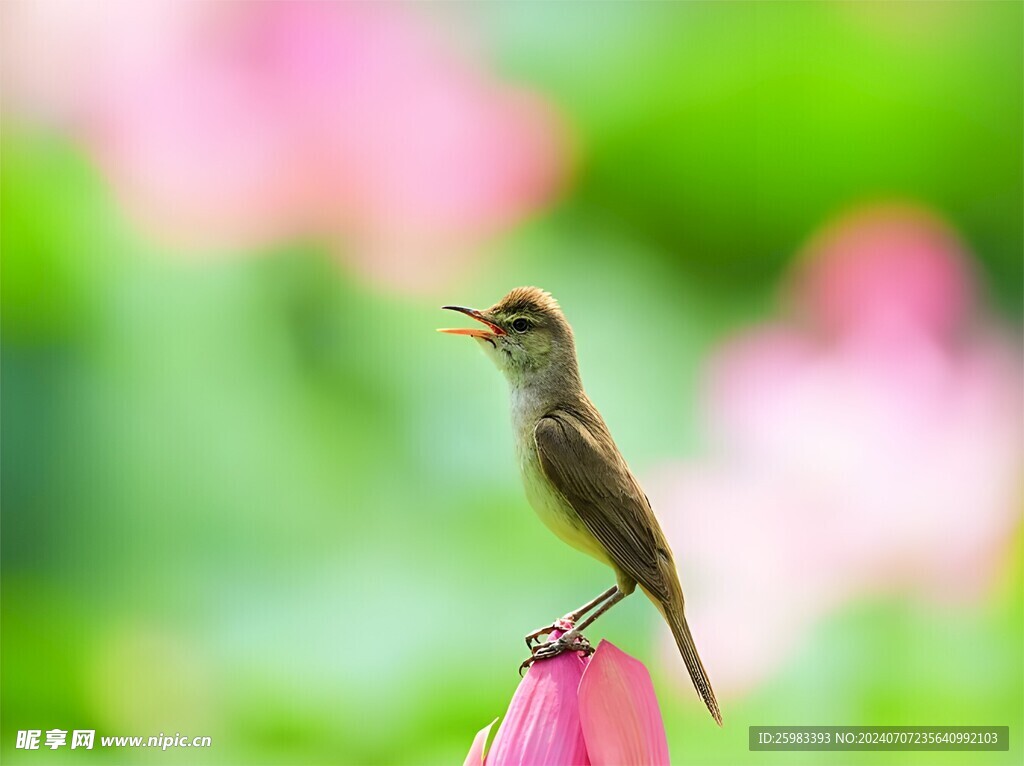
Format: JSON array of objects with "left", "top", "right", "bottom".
[{"left": 514, "top": 427, "right": 613, "bottom": 568}]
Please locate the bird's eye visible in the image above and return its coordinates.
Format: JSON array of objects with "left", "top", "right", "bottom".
[{"left": 511, "top": 317, "right": 531, "bottom": 333}]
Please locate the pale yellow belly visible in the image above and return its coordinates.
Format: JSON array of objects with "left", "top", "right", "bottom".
[{"left": 519, "top": 449, "right": 614, "bottom": 568}]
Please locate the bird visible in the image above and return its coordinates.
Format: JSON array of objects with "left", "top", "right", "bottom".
[{"left": 439, "top": 286, "right": 722, "bottom": 726}]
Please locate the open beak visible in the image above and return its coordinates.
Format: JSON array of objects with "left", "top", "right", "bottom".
[{"left": 437, "top": 305, "right": 506, "bottom": 339}]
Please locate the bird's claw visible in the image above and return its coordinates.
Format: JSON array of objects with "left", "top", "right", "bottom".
[
  {"left": 524, "top": 617, "right": 576, "bottom": 649},
  {"left": 519, "top": 631, "right": 593, "bottom": 675}
]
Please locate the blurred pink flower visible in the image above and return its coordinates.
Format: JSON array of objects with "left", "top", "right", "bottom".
[
  {"left": 466, "top": 637, "right": 670, "bottom": 765},
  {"left": 1, "top": 1, "right": 567, "bottom": 290},
  {"left": 649, "top": 204, "right": 1022, "bottom": 695}
]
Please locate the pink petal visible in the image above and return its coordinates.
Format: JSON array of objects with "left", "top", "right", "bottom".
[
  {"left": 464, "top": 718, "right": 497, "bottom": 766},
  {"left": 486, "top": 634, "right": 590, "bottom": 766},
  {"left": 794, "top": 204, "right": 972, "bottom": 341},
  {"left": 578, "top": 641, "right": 670, "bottom": 766}
]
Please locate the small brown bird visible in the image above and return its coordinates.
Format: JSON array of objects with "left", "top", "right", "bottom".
[{"left": 440, "top": 286, "right": 722, "bottom": 726}]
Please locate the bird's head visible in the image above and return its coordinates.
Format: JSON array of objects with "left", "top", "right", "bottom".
[{"left": 439, "top": 287, "right": 577, "bottom": 384}]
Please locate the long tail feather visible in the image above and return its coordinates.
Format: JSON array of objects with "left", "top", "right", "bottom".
[{"left": 665, "top": 605, "right": 722, "bottom": 726}]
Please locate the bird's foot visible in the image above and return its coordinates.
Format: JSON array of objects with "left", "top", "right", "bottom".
[
  {"left": 518, "top": 631, "right": 593, "bottom": 675},
  {"left": 524, "top": 617, "right": 576, "bottom": 650}
]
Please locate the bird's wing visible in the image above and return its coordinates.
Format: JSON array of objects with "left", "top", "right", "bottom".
[{"left": 533, "top": 410, "right": 672, "bottom": 602}]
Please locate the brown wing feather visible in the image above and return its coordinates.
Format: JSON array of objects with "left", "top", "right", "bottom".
[
  {"left": 534, "top": 406, "right": 723, "bottom": 725},
  {"left": 533, "top": 408, "right": 672, "bottom": 602}
]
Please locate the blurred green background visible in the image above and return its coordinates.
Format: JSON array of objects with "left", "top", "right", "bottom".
[{"left": 2, "top": 2, "right": 1021, "bottom": 764}]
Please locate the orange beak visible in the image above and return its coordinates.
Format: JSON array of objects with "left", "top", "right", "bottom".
[{"left": 438, "top": 305, "right": 506, "bottom": 340}]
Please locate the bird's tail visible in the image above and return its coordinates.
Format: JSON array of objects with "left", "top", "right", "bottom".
[{"left": 664, "top": 603, "right": 722, "bottom": 726}]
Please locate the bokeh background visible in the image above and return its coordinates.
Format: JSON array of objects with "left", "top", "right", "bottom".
[{"left": 2, "top": 2, "right": 1022, "bottom": 764}]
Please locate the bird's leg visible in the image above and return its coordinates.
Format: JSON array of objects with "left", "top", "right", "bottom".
[
  {"left": 520, "top": 588, "right": 626, "bottom": 672},
  {"left": 524, "top": 585, "right": 619, "bottom": 649},
  {"left": 569, "top": 587, "right": 626, "bottom": 634}
]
